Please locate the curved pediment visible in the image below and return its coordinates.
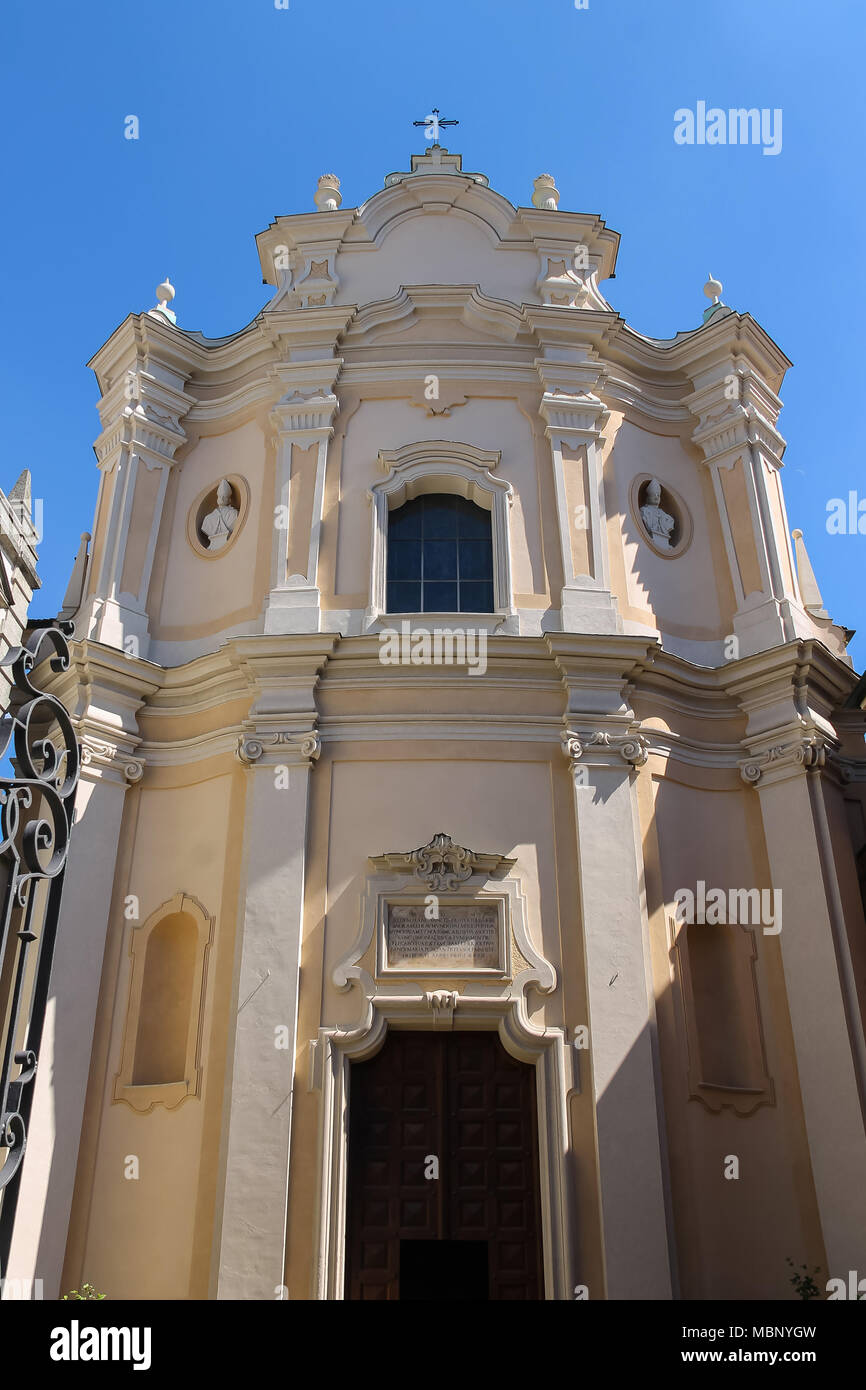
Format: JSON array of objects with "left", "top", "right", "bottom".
[{"left": 356, "top": 170, "right": 524, "bottom": 249}]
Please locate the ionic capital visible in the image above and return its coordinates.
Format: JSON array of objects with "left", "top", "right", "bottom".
[
  {"left": 561, "top": 726, "right": 649, "bottom": 771},
  {"left": 739, "top": 734, "right": 829, "bottom": 787},
  {"left": 236, "top": 729, "right": 321, "bottom": 768}
]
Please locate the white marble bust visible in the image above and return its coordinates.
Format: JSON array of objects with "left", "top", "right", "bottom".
[
  {"left": 640, "top": 478, "right": 675, "bottom": 551},
  {"left": 200, "top": 479, "right": 238, "bottom": 552}
]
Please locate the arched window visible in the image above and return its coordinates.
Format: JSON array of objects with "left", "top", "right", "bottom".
[
  {"left": 115, "top": 892, "right": 214, "bottom": 1112},
  {"left": 366, "top": 442, "right": 516, "bottom": 630},
  {"left": 386, "top": 493, "right": 494, "bottom": 613}
]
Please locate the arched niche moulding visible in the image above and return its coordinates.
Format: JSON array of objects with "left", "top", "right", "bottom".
[{"left": 114, "top": 892, "right": 215, "bottom": 1114}]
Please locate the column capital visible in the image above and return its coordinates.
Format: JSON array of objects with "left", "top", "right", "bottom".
[
  {"left": 724, "top": 640, "right": 852, "bottom": 787},
  {"left": 739, "top": 733, "right": 830, "bottom": 787},
  {"left": 236, "top": 729, "right": 321, "bottom": 768},
  {"left": 538, "top": 387, "right": 609, "bottom": 442},
  {"left": 562, "top": 726, "right": 648, "bottom": 770},
  {"left": 268, "top": 379, "right": 341, "bottom": 446},
  {"left": 79, "top": 734, "right": 145, "bottom": 786},
  {"left": 93, "top": 364, "right": 195, "bottom": 475}
]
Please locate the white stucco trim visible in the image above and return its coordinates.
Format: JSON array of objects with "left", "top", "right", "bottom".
[{"left": 365, "top": 441, "right": 517, "bottom": 632}]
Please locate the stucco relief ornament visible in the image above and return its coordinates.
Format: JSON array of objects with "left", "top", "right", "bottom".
[
  {"left": 200, "top": 480, "right": 239, "bottom": 552},
  {"left": 640, "top": 478, "right": 675, "bottom": 551},
  {"left": 80, "top": 738, "right": 144, "bottom": 784},
  {"left": 369, "top": 832, "right": 516, "bottom": 890},
  {"left": 236, "top": 731, "right": 321, "bottom": 765},
  {"left": 414, "top": 833, "right": 473, "bottom": 891},
  {"left": 740, "top": 736, "right": 828, "bottom": 785},
  {"left": 425, "top": 990, "right": 459, "bottom": 1025},
  {"left": 562, "top": 729, "right": 649, "bottom": 768}
]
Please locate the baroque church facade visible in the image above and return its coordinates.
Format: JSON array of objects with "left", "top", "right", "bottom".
[{"left": 8, "top": 144, "right": 866, "bottom": 1300}]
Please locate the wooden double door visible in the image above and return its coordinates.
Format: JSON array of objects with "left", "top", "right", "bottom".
[{"left": 345, "top": 1031, "right": 543, "bottom": 1300}]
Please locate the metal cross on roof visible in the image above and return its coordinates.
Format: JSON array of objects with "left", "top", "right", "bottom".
[{"left": 413, "top": 108, "right": 459, "bottom": 143}]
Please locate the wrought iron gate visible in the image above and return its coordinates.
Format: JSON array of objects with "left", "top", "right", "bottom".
[{"left": 0, "top": 622, "right": 79, "bottom": 1278}]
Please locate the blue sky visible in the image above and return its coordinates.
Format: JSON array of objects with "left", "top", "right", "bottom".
[{"left": 2, "top": 0, "right": 863, "bottom": 665}]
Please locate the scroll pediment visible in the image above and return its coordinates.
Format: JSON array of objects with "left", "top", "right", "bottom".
[{"left": 369, "top": 832, "right": 516, "bottom": 892}]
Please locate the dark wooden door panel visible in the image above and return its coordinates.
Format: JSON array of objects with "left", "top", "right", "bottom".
[{"left": 345, "top": 1031, "right": 543, "bottom": 1300}]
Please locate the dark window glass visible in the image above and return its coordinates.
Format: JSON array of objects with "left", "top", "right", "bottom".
[
  {"left": 385, "top": 494, "right": 495, "bottom": 613},
  {"left": 388, "top": 503, "right": 423, "bottom": 539},
  {"left": 420, "top": 495, "right": 458, "bottom": 538},
  {"left": 423, "top": 581, "right": 459, "bottom": 612},
  {"left": 459, "top": 539, "right": 492, "bottom": 581},
  {"left": 424, "top": 540, "right": 458, "bottom": 580},
  {"left": 457, "top": 504, "right": 490, "bottom": 539},
  {"left": 388, "top": 539, "right": 422, "bottom": 580},
  {"left": 387, "top": 581, "right": 422, "bottom": 612},
  {"left": 460, "top": 582, "right": 495, "bottom": 613}
]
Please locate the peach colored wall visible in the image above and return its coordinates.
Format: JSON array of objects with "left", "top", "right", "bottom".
[
  {"left": 69, "top": 769, "right": 243, "bottom": 1300},
  {"left": 155, "top": 420, "right": 266, "bottom": 633},
  {"left": 609, "top": 421, "right": 727, "bottom": 637},
  {"left": 336, "top": 217, "right": 539, "bottom": 308},
  {"left": 647, "top": 772, "right": 824, "bottom": 1297}
]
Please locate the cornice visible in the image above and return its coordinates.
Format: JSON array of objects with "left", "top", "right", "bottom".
[
  {"left": 43, "top": 630, "right": 863, "bottom": 785},
  {"left": 83, "top": 293, "right": 791, "bottom": 443},
  {"left": 721, "top": 639, "right": 858, "bottom": 717},
  {"left": 341, "top": 285, "right": 530, "bottom": 347}
]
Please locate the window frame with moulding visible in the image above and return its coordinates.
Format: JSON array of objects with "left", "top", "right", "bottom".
[{"left": 365, "top": 441, "right": 517, "bottom": 632}]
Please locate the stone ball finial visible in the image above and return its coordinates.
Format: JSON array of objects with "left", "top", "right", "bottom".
[
  {"left": 704, "top": 273, "right": 723, "bottom": 303},
  {"left": 315, "top": 174, "right": 342, "bottom": 212},
  {"left": 156, "top": 276, "right": 175, "bottom": 307},
  {"left": 532, "top": 174, "right": 560, "bottom": 210}
]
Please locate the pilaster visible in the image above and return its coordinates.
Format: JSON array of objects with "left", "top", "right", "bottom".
[
  {"left": 726, "top": 643, "right": 866, "bottom": 1279},
  {"left": 261, "top": 308, "right": 352, "bottom": 635},
  {"left": 684, "top": 345, "right": 813, "bottom": 657},
  {"left": 536, "top": 356, "right": 622, "bottom": 635},
  {"left": 82, "top": 323, "right": 195, "bottom": 659},
  {"left": 549, "top": 634, "right": 673, "bottom": 1299},
  {"left": 216, "top": 634, "right": 336, "bottom": 1299}
]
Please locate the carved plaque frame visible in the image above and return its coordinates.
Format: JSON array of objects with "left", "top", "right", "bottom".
[{"left": 377, "top": 895, "right": 509, "bottom": 979}]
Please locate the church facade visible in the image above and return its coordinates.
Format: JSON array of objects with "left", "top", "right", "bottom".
[{"left": 9, "top": 145, "right": 866, "bottom": 1301}]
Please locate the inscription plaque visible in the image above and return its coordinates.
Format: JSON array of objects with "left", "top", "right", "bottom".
[{"left": 386, "top": 903, "right": 501, "bottom": 971}]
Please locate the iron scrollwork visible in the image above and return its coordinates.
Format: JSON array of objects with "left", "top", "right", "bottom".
[{"left": 0, "top": 622, "right": 79, "bottom": 1275}]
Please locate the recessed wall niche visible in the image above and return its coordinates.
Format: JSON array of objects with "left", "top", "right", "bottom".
[
  {"left": 667, "top": 912, "right": 774, "bottom": 1115},
  {"left": 114, "top": 892, "right": 214, "bottom": 1113},
  {"left": 630, "top": 473, "right": 693, "bottom": 558},
  {"left": 186, "top": 474, "right": 250, "bottom": 559}
]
